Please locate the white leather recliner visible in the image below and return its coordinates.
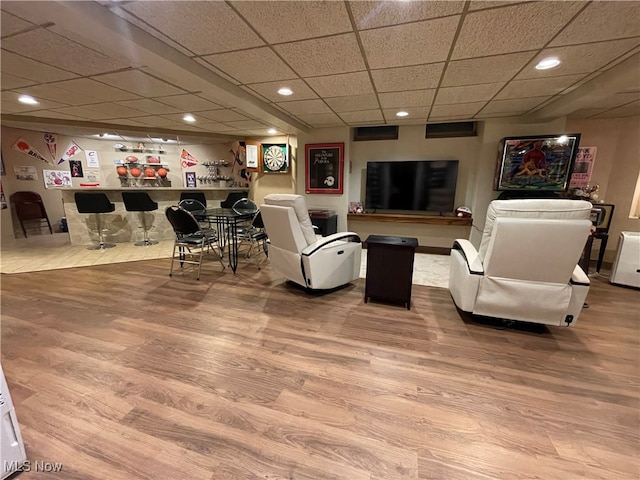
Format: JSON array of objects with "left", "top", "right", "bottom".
[
  {"left": 261, "top": 194, "right": 362, "bottom": 290},
  {"left": 449, "top": 199, "right": 593, "bottom": 327}
]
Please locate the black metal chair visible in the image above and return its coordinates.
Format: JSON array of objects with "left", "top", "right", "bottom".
[
  {"left": 242, "top": 211, "right": 269, "bottom": 269},
  {"left": 178, "top": 198, "right": 214, "bottom": 233},
  {"left": 122, "top": 192, "right": 159, "bottom": 246},
  {"left": 165, "top": 206, "right": 223, "bottom": 280},
  {"left": 179, "top": 191, "right": 207, "bottom": 208},
  {"left": 220, "top": 191, "right": 249, "bottom": 208},
  {"left": 10, "top": 191, "right": 53, "bottom": 237},
  {"left": 74, "top": 192, "right": 116, "bottom": 249}
]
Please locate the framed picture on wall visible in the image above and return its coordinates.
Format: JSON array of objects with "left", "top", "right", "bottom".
[
  {"left": 305, "top": 143, "right": 344, "bottom": 194},
  {"left": 261, "top": 143, "right": 288, "bottom": 173},
  {"left": 494, "top": 134, "right": 581, "bottom": 192}
]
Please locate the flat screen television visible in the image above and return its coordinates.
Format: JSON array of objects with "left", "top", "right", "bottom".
[{"left": 365, "top": 160, "right": 459, "bottom": 214}]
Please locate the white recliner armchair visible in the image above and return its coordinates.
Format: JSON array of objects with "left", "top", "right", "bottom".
[
  {"left": 261, "top": 194, "right": 362, "bottom": 290},
  {"left": 449, "top": 199, "right": 593, "bottom": 327}
]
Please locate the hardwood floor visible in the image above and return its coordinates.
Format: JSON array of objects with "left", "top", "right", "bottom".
[{"left": 1, "top": 259, "right": 638, "bottom": 479}]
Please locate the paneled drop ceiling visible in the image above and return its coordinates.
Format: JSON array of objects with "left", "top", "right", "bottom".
[{"left": 1, "top": 0, "right": 639, "bottom": 140}]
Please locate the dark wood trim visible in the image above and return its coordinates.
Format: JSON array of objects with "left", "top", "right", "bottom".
[
  {"left": 348, "top": 213, "right": 472, "bottom": 226},
  {"left": 362, "top": 244, "right": 451, "bottom": 255}
]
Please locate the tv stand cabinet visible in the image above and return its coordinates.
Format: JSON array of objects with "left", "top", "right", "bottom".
[{"left": 347, "top": 213, "right": 472, "bottom": 226}]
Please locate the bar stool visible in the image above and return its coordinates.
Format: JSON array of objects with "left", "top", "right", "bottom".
[
  {"left": 179, "top": 191, "right": 207, "bottom": 208},
  {"left": 122, "top": 192, "right": 159, "bottom": 246},
  {"left": 74, "top": 192, "right": 116, "bottom": 250}
]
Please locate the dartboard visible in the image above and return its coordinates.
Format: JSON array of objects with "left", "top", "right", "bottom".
[{"left": 263, "top": 144, "right": 287, "bottom": 173}]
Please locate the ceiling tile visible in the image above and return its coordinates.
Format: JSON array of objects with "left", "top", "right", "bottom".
[
  {"left": 428, "top": 114, "right": 476, "bottom": 121},
  {"left": 305, "top": 71, "right": 373, "bottom": 98},
  {"left": 441, "top": 52, "right": 535, "bottom": 87},
  {"left": 468, "top": 1, "right": 530, "bottom": 11},
  {"left": 222, "top": 119, "right": 269, "bottom": 129},
  {"left": 159, "top": 113, "right": 214, "bottom": 125},
  {"left": 0, "top": 3, "right": 55, "bottom": 25},
  {"left": 274, "top": 33, "right": 365, "bottom": 77},
  {"left": 245, "top": 79, "right": 318, "bottom": 102},
  {"left": 371, "top": 63, "right": 444, "bottom": 92},
  {"left": 193, "top": 58, "right": 241, "bottom": 85},
  {"left": 17, "top": 109, "right": 84, "bottom": 120},
  {"left": 202, "top": 47, "right": 297, "bottom": 84},
  {"left": 580, "top": 92, "right": 640, "bottom": 109},
  {"left": 153, "top": 94, "right": 222, "bottom": 111},
  {"left": 551, "top": 1, "right": 640, "bottom": 46},
  {"left": 125, "top": 115, "right": 183, "bottom": 127},
  {"left": 360, "top": 17, "right": 459, "bottom": 69},
  {"left": 15, "top": 84, "right": 103, "bottom": 106},
  {"left": 325, "top": 94, "right": 380, "bottom": 112},
  {"left": 592, "top": 101, "right": 640, "bottom": 119},
  {"left": 495, "top": 75, "right": 586, "bottom": 100},
  {"left": 50, "top": 105, "right": 122, "bottom": 120},
  {"left": 93, "top": 70, "right": 187, "bottom": 97},
  {"left": 240, "top": 85, "right": 271, "bottom": 103},
  {"left": 567, "top": 108, "right": 612, "bottom": 119},
  {"left": 1, "top": 91, "right": 68, "bottom": 113},
  {"left": 0, "top": 49, "right": 79, "bottom": 83},
  {"left": 479, "top": 96, "right": 549, "bottom": 115},
  {"left": 430, "top": 102, "right": 486, "bottom": 117},
  {"left": 1, "top": 11, "right": 35, "bottom": 37},
  {"left": 517, "top": 39, "right": 640, "bottom": 80},
  {"left": 53, "top": 78, "right": 141, "bottom": 102},
  {"left": 1, "top": 28, "right": 129, "bottom": 75},
  {"left": 82, "top": 103, "right": 147, "bottom": 118},
  {"left": 122, "top": 1, "right": 264, "bottom": 55},
  {"left": 294, "top": 112, "right": 345, "bottom": 127},
  {"left": 276, "top": 99, "right": 332, "bottom": 115},
  {"left": 1, "top": 72, "right": 36, "bottom": 90},
  {"left": 435, "top": 83, "right": 505, "bottom": 105},
  {"left": 197, "top": 109, "right": 250, "bottom": 122},
  {"left": 231, "top": 1, "right": 352, "bottom": 43},
  {"left": 113, "top": 99, "right": 181, "bottom": 115},
  {"left": 379, "top": 89, "right": 435, "bottom": 109},
  {"left": 196, "top": 121, "right": 230, "bottom": 132},
  {"left": 340, "top": 109, "right": 384, "bottom": 124},
  {"left": 350, "top": 0, "right": 464, "bottom": 29},
  {"left": 383, "top": 107, "right": 430, "bottom": 122},
  {"left": 452, "top": 2, "right": 584, "bottom": 59}
]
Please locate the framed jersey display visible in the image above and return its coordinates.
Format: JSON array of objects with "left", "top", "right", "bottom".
[{"left": 261, "top": 143, "right": 288, "bottom": 174}]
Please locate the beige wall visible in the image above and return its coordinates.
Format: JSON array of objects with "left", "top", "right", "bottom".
[{"left": 566, "top": 116, "right": 640, "bottom": 262}]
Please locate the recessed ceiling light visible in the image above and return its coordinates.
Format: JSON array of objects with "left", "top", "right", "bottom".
[
  {"left": 267, "top": 128, "right": 278, "bottom": 134},
  {"left": 277, "top": 87, "right": 293, "bottom": 96},
  {"left": 535, "top": 57, "right": 560, "bottom": 70},
  {"left": 18, "top": 94, "right": 39, "bottom": 105},
  {"left": 396, "top": 111, "right": 409, "bottom": 117},
  {"left": 183, "top": 114, "right": 196, "bottom": 122}
]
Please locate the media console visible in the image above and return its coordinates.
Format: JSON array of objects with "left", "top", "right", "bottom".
[{"left": 347, "top": 213, "right": 472, "bottom": 226}]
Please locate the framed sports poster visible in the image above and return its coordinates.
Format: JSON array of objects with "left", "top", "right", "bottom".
[{"left": 305, "top": 143, "right": 344, "bottom": 194}]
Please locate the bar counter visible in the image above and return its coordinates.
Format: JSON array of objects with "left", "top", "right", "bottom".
[{"left": 61, "top": 187, "right": 246, "bottom": 246}]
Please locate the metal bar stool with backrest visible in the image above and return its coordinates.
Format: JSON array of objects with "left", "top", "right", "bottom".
[
  {"left": 165, "top": 205, "right": 224, "bottom": 280},
  {"left": 74, "top": 192, "right": 116, "bottom": 249},
  {"left": 220, "top": 191, "right": 249, "bottom": 208},
  {"left": 179, "top": 191, "right": 207, "bottom": 208},
  {"left": 9, "top": 191, "right": 53, "bottom": 237},
  {"left": 121, "top": 191, "right": 159, "bottom": 246}
]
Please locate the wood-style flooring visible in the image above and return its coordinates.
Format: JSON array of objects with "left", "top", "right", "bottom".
[{"left": 1, "top": 259, "right": 639, "bottom": 479}]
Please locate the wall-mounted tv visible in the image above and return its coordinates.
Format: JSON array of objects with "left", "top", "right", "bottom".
[
  {"left": 494, "top": 133, "right": 581, "bottom": 192},
  {"left": 365, "top": 160, "right": 459, "bottom": 214}
]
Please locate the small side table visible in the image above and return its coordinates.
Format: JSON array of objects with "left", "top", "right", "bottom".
[
  {"left": 364, "top": 235, "right": 418, "bottom": 310},
  {"left": 309, "top": 213, "right": 338, "bottom": 237}
]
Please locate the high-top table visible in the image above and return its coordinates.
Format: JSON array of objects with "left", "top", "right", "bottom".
[{"left": 193, "top": 208, "right": 253, "bottom": 273}]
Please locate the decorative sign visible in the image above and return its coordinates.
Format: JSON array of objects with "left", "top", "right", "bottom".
[
  {"left": 59, "top": 141, "right": 83, "bottom": 165},
  {"left": 305, "top": 143, "right": 344, "bottom": 194},
  {"left": 70, "top": 160, "right": 84, "bottom": 178},
  {"left": 84, "top": 150, "right": 100, "bottom": 168},
  {"left": 569, "top": 146, "right": 597, "bottom": 188},
  {"left": 246, "top": 144, "right": 259, "bottom": 170},
  {"left": 180, "top": 149, "right": 199, "bottom": 168},
  {"left": 185, "top": 171, "right": 197, "bottom": 188},
  {"left": 11, "top": 137, "right": 50, "bottom": 164},
  {"left": 43, "top": 169, "right": 72, "bottom": 188},
  {"left": 14, "top": 165, "right": 37, "bottom": 181},
  {"left": 44, "top": 133, "right": 57, "bottom": 162},
  {"left": 262, "top": 143, "right": 288, "bottom": 174}
]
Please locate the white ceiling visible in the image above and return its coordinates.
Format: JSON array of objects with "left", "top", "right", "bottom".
[{"left": 1, "top": 0, "right": 639, "bottom": 139}]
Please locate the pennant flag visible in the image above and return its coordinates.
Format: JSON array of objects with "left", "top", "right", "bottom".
[
  {"left": 180, "top": 149, "right": 199, "bottom": 168},
  {"left": 44, "top": 133, "right": 57, "bottom": 162},
  {"left": 58, "top": 141, "right": 83, "bottom": 165},
  {"left": 11, "top": 137, "right": 51, "bottom": 164}
]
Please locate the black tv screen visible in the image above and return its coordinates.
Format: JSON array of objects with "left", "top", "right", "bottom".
[{"left": 365, "top": 160, "right": 459, "bottom": 214}]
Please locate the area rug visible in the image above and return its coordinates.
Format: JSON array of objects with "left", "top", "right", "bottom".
[{"left": 360, "top": 253, "right": 450, "bottom": 289}]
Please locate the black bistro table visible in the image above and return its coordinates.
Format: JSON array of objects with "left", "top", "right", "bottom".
[{"left": 193, "top": 208, "right": 253, "bottom": 273}]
